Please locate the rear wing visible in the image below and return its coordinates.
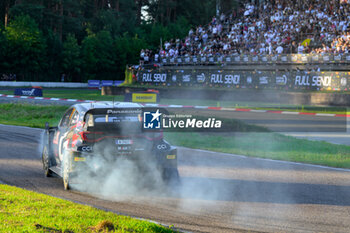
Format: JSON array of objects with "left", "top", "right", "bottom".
[
  {"left": 83, "top": 108, "right": 143, "bottom": 134},
  {"left": 82, "top": 107, "right": 164, "bottom": 140}
]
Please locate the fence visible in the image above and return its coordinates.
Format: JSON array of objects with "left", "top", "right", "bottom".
[
  {"left": 159, "top": 54, "right": 350, "bottom": 66},
  {"left": 137, "top": 69, "right": 350, "bottom": 91}
]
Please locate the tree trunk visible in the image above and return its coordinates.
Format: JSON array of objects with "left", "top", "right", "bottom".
[
  {"left": 4, "top": 0, "right": 10, "bottom": 27},
  {"left": 136, "top": 0, "right": 142, "bottom": 25},
  {"left": 59, "top": 0, "right": 63, "bottom": 41},
  {"left": 94, "top": 0, "right": 98, "bottom": 14},
  {"left": 115, "top": 0, "right": 119, "bottom": 11}
]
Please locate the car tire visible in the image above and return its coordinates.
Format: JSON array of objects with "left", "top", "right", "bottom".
[
  {"left": 62, "top": 150, "right": 72, "bottom": 190},
  {"left": 42, "top": 145, "right": 53, "bottom": 177},
  {"left": 162, "top": 167, "right": 180, "bottom": 186}
]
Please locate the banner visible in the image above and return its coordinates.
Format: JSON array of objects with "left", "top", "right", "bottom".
[
  {"left": 88, "top": 80, "right": 100, "bottom": 89},
  {"left": 137, "top": 70, "right": 168, "bottom": 84},
  {"left": 124, "top": 92, "right": 159, "bottom": 103},
  {"left": 101, "top": 80, "right": 114, "bottom": 86},
  {"left": 137, "top": 69, "right": 350, "bottom": 91},
  {"left": 14, "top": 88, "right": 43, "bottom": 97}
]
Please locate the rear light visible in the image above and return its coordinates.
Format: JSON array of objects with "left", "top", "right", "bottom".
[
  {"left": 79, "top": 131, "right": 88, "bottom": 141},
  {"left": 79, "top": 131, "right": 104, "bottom": 142}
]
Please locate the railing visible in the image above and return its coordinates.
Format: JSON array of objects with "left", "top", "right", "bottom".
[
  {"left": 137, "top": 69, "right": 350, "bottom": 91},
  {"left": 159, "top": 54, "right": 350, "bottom": 66}
]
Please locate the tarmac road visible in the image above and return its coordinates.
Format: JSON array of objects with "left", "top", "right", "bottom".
[{"left": 0, "top": 124, "right": 349, "bottom": 233}]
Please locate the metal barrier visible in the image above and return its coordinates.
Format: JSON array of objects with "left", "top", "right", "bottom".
[{"left": 160, "top": 54, "right": 350, "bottom": 66}]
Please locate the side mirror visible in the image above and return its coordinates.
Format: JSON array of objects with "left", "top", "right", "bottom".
[{"left": 45, "top": 122, "right": 49, "bottom": 130}]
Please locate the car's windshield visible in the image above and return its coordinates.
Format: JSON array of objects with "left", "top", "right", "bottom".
[{"left": 85, "top": 113, "right": 141, "bottom": 134}]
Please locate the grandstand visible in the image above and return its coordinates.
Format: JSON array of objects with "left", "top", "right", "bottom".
[{"left": 140, "top": 0, "right": 350, "bottom": 65}]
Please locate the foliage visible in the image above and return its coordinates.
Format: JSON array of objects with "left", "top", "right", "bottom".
[
  {"left": 165, "top": 131, "right": 350, "bottom": 169},
  {"left": 62, "top": 34, "right": 81, "bottom": 81},
  {"left": 0, "top": 0, "right": 239, "bottom": 81},
  {"left": 3, "top": 14, "right": 47, "bottom": 81}
]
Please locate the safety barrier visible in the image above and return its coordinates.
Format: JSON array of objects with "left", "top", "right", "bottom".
[
  {"left": 0, "top": 81, "right": 88, "bottom": 88},
  {"left": 160, "top": 54, "right": 350, "bottom": 66}
]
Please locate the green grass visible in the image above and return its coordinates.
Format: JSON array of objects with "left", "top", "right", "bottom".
[
  {"left": 0, "top": 104, "right": 67, "bottom": 128},
  {"left": 0, "top": 103, "right": 349, "bottom": 168},
  {"left": 0, "top": 88, "right": 122, "bottom": 102},
  {"left": 165, "top": 132, "right": 350, "bottom": 169},
  {"left": 0, "top": 88, "right": 347, "bottom": 114},
  {"left": 0, "top": 184, "right": 175, "bottom": 233}
]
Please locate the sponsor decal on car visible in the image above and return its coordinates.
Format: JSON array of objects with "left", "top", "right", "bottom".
[
  {"left": 74, "top": 157, "right": 86, "bottom": 162},
  {"left": 116, "top": 139, "right": 133, "bottom": 145},
  {"left": 166, "top": 155, "right": 176, "bottom": 160}
]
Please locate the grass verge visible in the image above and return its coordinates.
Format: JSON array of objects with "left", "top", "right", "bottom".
[
  {"left": 0, "top": 184, "right": 174, "bottom": 233},
  {"left": 0, "top": 88, "right": 347, "bottom": 114},
  {"left": 165, "top": 132, "right": 350, "bottom": 169},
  {"left": 0, "top": 104, "right": 68, "bottom": 128},
  {"left": 0, "top": 103, "right": 349, "bottom": 168}
]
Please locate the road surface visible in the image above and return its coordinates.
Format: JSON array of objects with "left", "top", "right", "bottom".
[{"left": 0, "top": 124, "right": 349, "bottom": 233}]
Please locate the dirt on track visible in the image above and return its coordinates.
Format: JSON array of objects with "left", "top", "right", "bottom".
[{"left": 0, "top": 124, "right": 350, "bottom": 233}]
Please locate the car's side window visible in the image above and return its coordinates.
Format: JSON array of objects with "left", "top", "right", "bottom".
[
  {"left": 59, "top": 109, "right": 74, "bottom": 128},
  {"left": 69, "top": 111, "right": 79, "bottom": 126}
]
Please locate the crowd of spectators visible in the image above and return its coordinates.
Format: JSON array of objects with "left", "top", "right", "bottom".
[{"left": 140, "top": 0, "right": 350, "bottom": 63}]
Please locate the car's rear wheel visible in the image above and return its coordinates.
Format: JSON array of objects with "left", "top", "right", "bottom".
[
  {"left": 162, "top": 167, "right": 180, "bottom": 186},
  {"left": 42, "top": 145, "right": 53, "bottom": 177},
  {"left": 63, "top": 168, "right": 70, "bottom": 190}
]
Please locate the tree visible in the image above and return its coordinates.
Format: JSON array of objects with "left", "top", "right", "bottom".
[
  {"left": 95, "top": 30, "right": 115, "bottom": 79},
  {"left": 90, "top": 9, "right": 121, "bottom": 37},
  {"left": 0, "top": 30, "right": 7, "bottom": 72},
  {"left": 81, "top": 32, "right": 99, "bottom": 80},
  {"left": 81, "top": 30, "right": 115, "bottom": 80},
  {"left": 145, "top": 0, "right": 218, "bottom": 26},
  {"left": 4, "top": 15, "right": 47, "bottom": 80},
  {"left": 45, "top": 30, "right": 63, "bottom": 81},
  {"left": 0, "top": 0, "right": 225, "bottom": 81},
  {"left": 62, "top": 34, "right": 81, "bottom": 81},
  {"left": 114, "top": 34, "right": 147, "bottom": 78}
]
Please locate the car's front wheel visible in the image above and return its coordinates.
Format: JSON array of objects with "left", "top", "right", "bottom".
[{"left": 62, "top": 150, "right": 72, "bottom": 190}]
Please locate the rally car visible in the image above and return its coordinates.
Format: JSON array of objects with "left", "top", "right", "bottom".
[{"left": 41, "top": 102, "right": 179, "bottom": 190}]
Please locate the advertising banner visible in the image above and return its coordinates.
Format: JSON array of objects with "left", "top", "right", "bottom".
[
  {"left": 14, "top": 88, "right": 43, "bottom": 97},
  {"left": 137, "top": 70, "right": 168, "bottom": 84},
  {"left": 101, "top": 80, "right": 114, "bottom": 86},
  {"left": 114, "top": 80, "right": 124, "bottom": 86},
  {"left": 137, "top": 69, "right": 350, "bottom": 91},
  {"left": 124, "top": 92, "right": 159, "bottom": 103},
  {"left": 88, "top": 80, "right": 100, "bottom": 89}
]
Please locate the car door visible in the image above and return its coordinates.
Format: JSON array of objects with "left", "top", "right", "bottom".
[{"left": 53, "top": 108, "right": 74, "bottom": 166}]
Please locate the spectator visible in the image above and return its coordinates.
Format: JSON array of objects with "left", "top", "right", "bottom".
[
  {"left": 276, "top": 45, "right": 284, "bottom": 54},
  {"left": 142, "top": 0, "right": 350, "bottom": 62},
  {"left": 298, "top": 43, "right": 304, "bottom": 54}
]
